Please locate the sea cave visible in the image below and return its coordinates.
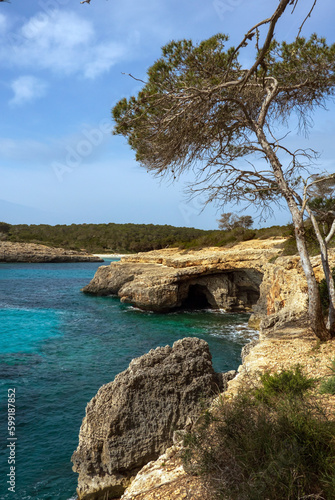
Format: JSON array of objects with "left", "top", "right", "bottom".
[{"left": 179, "top": 270, "right": 262, "bottom": 312}]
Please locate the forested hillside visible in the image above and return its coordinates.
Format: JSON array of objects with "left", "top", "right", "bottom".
[
  {"left": 0, "top": 222, "right": 289, "bottom": 254},
  {"left": 0, "top": 222, "right": 209, "bottom": 253}
]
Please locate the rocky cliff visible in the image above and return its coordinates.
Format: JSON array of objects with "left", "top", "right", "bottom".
[
  {"left": 72, "top": 337, "right": 228, "bottom": 500},
  {"left": 73, "top": 240, "right": 335, "bottom": 499},
  {"left": 0, "top": 241, "right": 103, "bottom": 263},
  {"left": 82, "top": 238, "right": 334, "bottom": 335},
  {"left": 117, "top": 328, "right": 335, "bottom": 500},
  {"left": 82, "top": 239, "right": 281, "bottom": 314}
]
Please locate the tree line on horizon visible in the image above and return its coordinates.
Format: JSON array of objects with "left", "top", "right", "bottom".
[{"left": 0, "top": 221, "right": 292, "bottom": 253}]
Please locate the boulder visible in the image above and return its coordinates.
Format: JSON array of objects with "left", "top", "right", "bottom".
[
  {"left": 119, "top": 445, "right": 208, "bottom": 500},
  {"left": 72, "top": 337, "right": 222, "bottom": 500}
]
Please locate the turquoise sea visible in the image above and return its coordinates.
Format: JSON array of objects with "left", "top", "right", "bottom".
[{"left": 0, "top": 260, "right": 257, "bottom": 500}]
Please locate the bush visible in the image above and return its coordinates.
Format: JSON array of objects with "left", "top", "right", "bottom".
[
  {"left": 320, "top": 358, "right": 335, "bottom": 396},
  {"left": 254, "top": 365, "right": 315, "bottom": 402},
  {"left": 282, "top": 221, "right": 335, "bottom": 257},
  {"left": 0, "top": 222, "right": 11, "bottom": 233},
  {"left": 320, "top": 377, "right": 335, "bottom": 395},
  {"left": 183, "top": 367, "right": 335, "bottom": 500}
]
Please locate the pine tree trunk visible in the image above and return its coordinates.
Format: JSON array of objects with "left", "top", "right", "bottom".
[
  {"left": 289, "top": 209, "right": 330, "bottom": 340},
  {"left": 255, "top": 127, "right": 330, "bottom": 340},
  {"left": 308, "top": 210, "right": 335, "bottom": 335}
]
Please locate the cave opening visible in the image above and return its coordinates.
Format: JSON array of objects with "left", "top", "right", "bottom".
[{"left": 181, "top": 284, "right": 212, "bottom": 310}]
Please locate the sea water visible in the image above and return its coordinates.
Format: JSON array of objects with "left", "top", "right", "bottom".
[{"left": 0, "top": 261, "right": 257, "bottom": 500}]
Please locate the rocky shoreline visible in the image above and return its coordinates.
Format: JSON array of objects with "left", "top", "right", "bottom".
[
  {"left": 82, "top": 238, "right": 334, "bottom": 335},
  {"left": 71, "top": 239, "right": 335, "bottom": 499},
  {"left": 72, "top": 337, "right": 236, "bottom": 500},
  {"left": 114, "top": 329, "right": 335, "bottom": 500},
  {"left": 0, "top": 241, "right": 103, "bottom": 263},
  {"left": 72, "top": 331, "right": 335, "bottom": 500}
]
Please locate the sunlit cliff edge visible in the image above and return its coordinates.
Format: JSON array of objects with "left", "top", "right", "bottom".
[{"left": 72, "top": 238, "right": 335, "bottom": 499}]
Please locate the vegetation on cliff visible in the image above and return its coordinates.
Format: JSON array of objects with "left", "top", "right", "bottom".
[
  {"left": 319, "top": 358, "right": 335, "bottom": 396},
  {"left": 1, "top": 222, "right": 208, "bottom": 253},
  {"left": 183, "top": 367, "right": 335, "bottom": 500}
]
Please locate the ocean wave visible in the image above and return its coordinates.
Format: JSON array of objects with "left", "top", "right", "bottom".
[{"left": 125, "top": 306, "right": 154, "bottom": 314}]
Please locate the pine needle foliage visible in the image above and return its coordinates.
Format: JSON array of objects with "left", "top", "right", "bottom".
[
  {"left": 112, "top": 17, "right": 335, "bottom": 340},
  {"left": 319, "top": 358, "right": 335, "bottom": 396}
]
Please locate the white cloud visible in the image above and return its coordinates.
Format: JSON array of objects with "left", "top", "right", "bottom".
[
  {"left": 0, "top": 13, "right": 7, "bottom": 34},
  {"left": 9, "top": 75, "right": 47, "bottom": 106},
  {"left": 1, "top": 10, "right": 127, "bottom": 79},
  {"left": 83, "top": 42, "right": 127, "bottom": 79}
]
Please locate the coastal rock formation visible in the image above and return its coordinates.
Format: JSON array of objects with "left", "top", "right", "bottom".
[
  {"left": 118, "top": 328, "right": 335, "bottom": 500},
  {"left": 74, "top": 240, "right": 335, "bottom": 499},
  {"left": 72, "top": 337, "right": 224, "bottom": 500},
  {"left": 73, "top": 239, "right": 335, "bottom": 500},
  {"left": 120, "top": 445, "right": 208, "bottom": 500},
  {"left": 82, "top": 238, "right": 334, "bottom": 333},
  {"left": 82, "top": 239, "right": 285, "bottom": 313},
  {"left": 0, "top": 241, "right": 103, "bottom": 263}
]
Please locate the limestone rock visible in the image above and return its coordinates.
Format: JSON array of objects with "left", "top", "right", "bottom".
[
  {"left": 0, "top": 241, "right": 103, "bottom": 263},
  {"left": 216, "top": 369, "right": 238, "bottom": 391},
  {"left": 82, "top": 240, "right": 281, "bottom": 313},
  {"left": 72, "top": 337, "right": 221, "bottom": 500},
  {"left": 251, "top": 253, "right": 333, "bottom": 338},
  {"left": 120, "top": 445, "right": 208, "bottom": 500},
  {"left": 82, "top": 240, "right": 335, "bottom": 337},
  {"left": 241, "top": 340, "right": 259, "bottom": 363}
]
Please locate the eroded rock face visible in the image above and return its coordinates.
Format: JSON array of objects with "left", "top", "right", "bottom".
[
  {"left": 0, "top": 241, "right": 103, "bottom": 263},
  {"left": 250, "top": 253, "right": 333, "bottom": 337},
  {"left": 82, "top": 241, "right": 335, "bottom": 335},
  {"left": 120, "top": 445, "right": 209, "bottom": 500},
  {"left": 82, "top": 243, "right": 272, "bottom": 313},
  {"left": 72, "top": 337, "right": 222, "bottom": 500},
  {"left": 178, "top": 270, "right": 262, "bottom": 312}
]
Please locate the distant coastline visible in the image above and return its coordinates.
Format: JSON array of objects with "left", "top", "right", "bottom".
[{"left": 0, "top": 241, "right": 103, "bottom": 263}]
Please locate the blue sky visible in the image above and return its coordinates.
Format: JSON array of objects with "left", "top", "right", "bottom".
[{"left": 0, "top": 0, "right": 334, "bottom": 229}]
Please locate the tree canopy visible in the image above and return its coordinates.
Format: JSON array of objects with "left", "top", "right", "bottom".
[
  {"left": 217, "top": 213, "right": 253, "bottom": 231},
  {"left": 112, "top": 1, "right": 335, "bottom": 340},
  {"left": 113, "top": 33, "right": 335, "bottom": 214}
]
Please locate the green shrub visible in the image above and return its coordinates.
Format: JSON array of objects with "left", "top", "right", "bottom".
[
  {"left": 183, "top": 368, "right": 335, "bottom": 500},
  {"left": 0, "top": 222, "right": 11, "bottom": 233},
  {"left": 320, "top": 377, "right": 335, "bottom": 395},
  {"left": 282, "top": 221, "right": 335, "bottom": 257},
  {"left": 254, "top": 365, "right": 315, "bottom": 402},
  {"left": 282, "top": 236, "right": 299, "bottom": 255},
  {"left": 320, "top": 358, "right": 335, "bottom": 395},
  {"left": 240, "top": 229, "right": 256, "bottom": 241}
]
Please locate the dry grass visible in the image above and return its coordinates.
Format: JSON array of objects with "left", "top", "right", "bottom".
[{"left": 227, "top": 330, "right": 335, "bottom": 417}]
